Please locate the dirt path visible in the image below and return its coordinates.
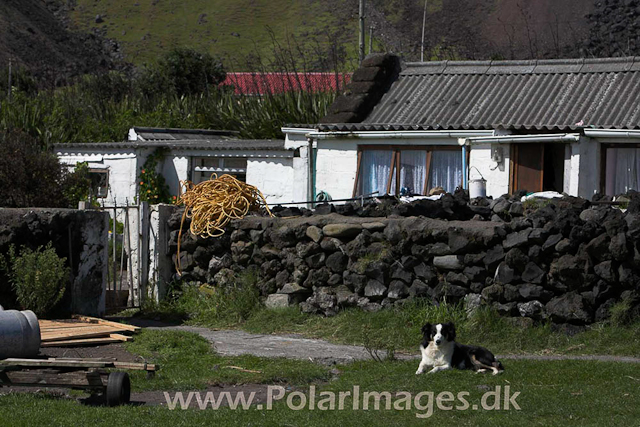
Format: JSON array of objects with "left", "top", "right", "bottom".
[{"left": 129, "top": 320, "right": 640, "bottom": 365}]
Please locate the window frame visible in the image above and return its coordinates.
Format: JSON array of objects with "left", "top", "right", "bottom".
[
  {"left": 352, "top": 145, "right": 464, "bottom": 197},
  {"left": 87, "top": 167, "right": 109, "bottom": 199},
  {"left": 191, "top": 156, "right": 248, "bottom": 183},
  {"left": 600, "top": 143, "right": 640, "bottom": 195}
]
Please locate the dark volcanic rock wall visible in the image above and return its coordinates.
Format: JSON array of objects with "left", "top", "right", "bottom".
[
  {"left": 168, "top": 196, "right": 640, "bottom": 326},
  {"left": 0, "top": 208, "right": 108, "bottom": 316}
]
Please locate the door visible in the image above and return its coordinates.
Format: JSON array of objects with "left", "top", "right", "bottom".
[{"left": 511, "top": 144, "right": 544, "bottom": 193}]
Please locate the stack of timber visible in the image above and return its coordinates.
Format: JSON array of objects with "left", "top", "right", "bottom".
[{"left": 39, "top": 315, "right": 141, "bottom": 347}]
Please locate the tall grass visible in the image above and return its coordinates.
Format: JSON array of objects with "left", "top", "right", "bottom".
[
  {"left": 1, "top": 40, "right": 343, "bottom": 147},
  {"left": 0, "top": 83, "right": 337, "bottom": 148}
]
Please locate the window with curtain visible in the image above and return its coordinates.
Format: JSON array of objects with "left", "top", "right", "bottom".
[
  {"left": 357, "top": 150, "right": 393, "bottom": 196},
  {"left": 605, "top": 146, "right": 640, "bottom": 195},
  {"left": 355, "top": 146, "right": 462, "bottom": 196}
]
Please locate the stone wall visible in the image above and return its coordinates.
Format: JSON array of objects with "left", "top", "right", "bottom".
[
  {"left": 0, "top": 208, "right": 108, "bottom": 316},
  {"left": 167, "top": 194, "right": 640, "bottom": 325}
]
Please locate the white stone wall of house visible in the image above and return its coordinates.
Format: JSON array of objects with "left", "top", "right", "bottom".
[
  {"left": 57, "top": 148, "right": 140, "bottom": 207},
  {"left": 468, "top": 143, "right": 511, "bottom": 198},
  {"left": 246, "top": 157, "right": 295, "bottom": 205},
  {"left": 314, "top": 139, "right": 359, "bottom": 201}
]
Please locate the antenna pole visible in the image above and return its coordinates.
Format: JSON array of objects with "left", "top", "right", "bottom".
[
  {"left": 359, "top": 0, "right": 366, "bottom": 64},
  {"left": 7, "top": 57, "right": 12, "bottom": 101},
  {"left": 421, "top": 0, "right": 428, "bottom": 62}
]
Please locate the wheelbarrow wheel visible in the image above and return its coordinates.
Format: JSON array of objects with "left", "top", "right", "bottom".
[{"left": 106, "top": 372, "right": 131, "bottom": 406}]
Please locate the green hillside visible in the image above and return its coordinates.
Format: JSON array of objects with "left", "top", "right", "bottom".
[{"left": 69, "top": 0, "right": 359, "bottom": 69}]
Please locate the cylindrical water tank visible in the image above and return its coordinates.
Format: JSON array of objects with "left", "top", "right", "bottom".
[{"left": 0, "top": 307, "right": 41, "bottom": 359}]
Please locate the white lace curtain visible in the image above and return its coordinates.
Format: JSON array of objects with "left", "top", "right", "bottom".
[
  {"left": 429, "top": 150, "right": 463, "bottom": 193},
  {"left": 400, "top": 150, "right": 427, "bottom": 195},
  {"left": 358, "top": 148, "right": 462, "bottom": 196},
  {"left": 605, "top": 147, "right": 640, "bottom": 195},
  {"left": 359, "top": 150, "right": 393, "bottom": 196}
]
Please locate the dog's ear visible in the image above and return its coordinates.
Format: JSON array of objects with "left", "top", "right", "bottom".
[
  {"left": 421, "top": 323, "right": 432, "bottom": 336},
  {"left": 445, "top": 322, "right": 456, "bottom": 341}
]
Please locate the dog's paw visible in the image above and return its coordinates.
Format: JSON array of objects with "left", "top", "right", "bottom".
[{"left": 415, "top": 369, "right": 423, "bottom": 375}]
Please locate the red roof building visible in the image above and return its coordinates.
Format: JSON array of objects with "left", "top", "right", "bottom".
[{"left": 221, "top": 72, "right": 351, "bottom": 95}]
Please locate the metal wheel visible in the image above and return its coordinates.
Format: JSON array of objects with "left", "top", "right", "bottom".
[{"left": 106, "top": 371, "right": 131, "bottom": 406}]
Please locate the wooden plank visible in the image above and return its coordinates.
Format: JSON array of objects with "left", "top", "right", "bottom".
[
  {"left": 112, "top": 361, "right": 158, "bottom": 372},
  {"left": 71, "top": 315, "right": 140, "bottom": 332},
  {"left": 0, "top": 370, "right": 107, "bottom": 390},
  {"left": 109, "top": 333, "right": 133, "bottom": 342},
  {"left": 40, "top": 337, "right": 123, "bottom": 347},
  {"left": 41, "top": 328, "right": 125, "bottom": 342},
  {"left": 0, "top": 358, "right": 156, "bottom": 372},
  {"left": 0, "top": 358, "right": 110, "bottom": 369}
]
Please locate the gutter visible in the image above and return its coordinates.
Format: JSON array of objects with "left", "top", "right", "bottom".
[
  {"left": 583, "top": 129, "right": 640, "bottom": 139},
  {"left": 307, "top": 130, "right": 494, "bottom": 140},
  {"left": 462, "top": 133, "right": 581, "bottom": 145},
  {"left": 281, "top": 127, "right": 316, "bottom": 136}
]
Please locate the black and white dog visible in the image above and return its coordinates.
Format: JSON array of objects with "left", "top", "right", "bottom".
[{"left": 415, "top": 322, "right": 504, "bottom": 375}]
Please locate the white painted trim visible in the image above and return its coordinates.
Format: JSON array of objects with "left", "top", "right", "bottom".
[
  {"left": 463, "top": 133, "right": 580, "bottom": 145},
  {"left": 308, "top": 130, "right": 494, "bottom": 140},
  {"left": 281, "top": 127, "right": 316, "bottom": 135},
  {"left": 170, "top": 149, "right": 293, "bottom": 158}
]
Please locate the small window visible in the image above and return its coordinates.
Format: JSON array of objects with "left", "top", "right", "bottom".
[
  {"left": 354, "top": 146, "right": 462, "bottom": 197},
  {"left": 88, "top": 168, "right": 109, "bottom": 198},
  {"left": 192, "top": 157, "right": 247, "bottom": 184}
]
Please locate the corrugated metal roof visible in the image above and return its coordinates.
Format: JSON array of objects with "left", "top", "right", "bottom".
[
  {"left": 55, "top": 139, "right": 286, "bottom": 151},
  {"left": 361, "top": 57, "right": 640, "bottom": 131},
  {"left": 131, "top": 127, "right": 239, "bottom": 141},
  {"left": 221, "top": 73, "right": 351, "bottom": 95}
]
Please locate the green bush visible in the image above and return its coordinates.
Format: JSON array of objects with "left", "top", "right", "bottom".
[
  {"left": 1, "top": 243, "right": 69, "bottom": 317},
  {"left": 0, "top": 130, "right": 68, "bottom": 208},
  {"left": 138, "top": 148, "right": 172, "bottom": 203},
  {"left": 164, "top": 271, "right": 261, "bottom": 325},
  {"left": 139, "top": 47, "right": 226, "bottom": 98}
]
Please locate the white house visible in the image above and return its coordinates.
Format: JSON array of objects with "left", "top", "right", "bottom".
[
  {"left": 55, "top": 127, "right": 306, "bottom": 206},
  {"left": 283, "top": 56, "right": 640, "bottom": 201}
]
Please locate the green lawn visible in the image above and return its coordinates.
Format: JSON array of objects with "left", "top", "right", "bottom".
[
  {"left": 138, "top": 292, "right": 640, "bottom": 358},
  {"left": 1, "top": 353, "right": 638, "bottom": 425},
  {"left": 1, "top": 330, "right": 639, "bottom": 425},
  {"left": 123, "top": 330, "right": 329, "bottom": 391}
]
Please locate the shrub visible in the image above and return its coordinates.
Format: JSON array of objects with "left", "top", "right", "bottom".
[
  {"left": 139, "top": 47, "right": 226, "bottom": 98},
  {"left": 173, "top": 270, "right": 261, "bottom": 325},
  {"left": 0, "top": 130, "right": 68, "bottom": 208},
  {"left": 138, "top": 148, "right": 172, "bottom": 203},
  {"left": 61, "top": 161, "right": 93, "bottom": 207},
  {"left": 1, "top": 243, "right": 69, "bottom": 317},
  {"left": 610, "top": 299, "right": 639, "bottom": 327}
]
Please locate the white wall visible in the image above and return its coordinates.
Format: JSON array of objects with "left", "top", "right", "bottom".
[
  {"left": 314, "top": 140, "right": 359, "bottom": 200},
  {"left": 468, "top": 143, "right": 510, "bottom": 198},
  {"left": 575, "top": 137, "right": 600, "bottom": 198},
  {"left": 57, "top": 148, "right": 140, "bottom": 206},
  {"left": 168, "top": 155, "right": 189, "bottom": 195},
  {"left": 246, "top": 158, "right": 295, "bottom": 205}
]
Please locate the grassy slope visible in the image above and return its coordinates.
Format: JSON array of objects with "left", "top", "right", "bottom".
[
  {"left": 1, "top": 330, "right": 639, "bottom": 426},
  {"left": 69, "top": 0, "right": 351, "bottom": 66}
]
